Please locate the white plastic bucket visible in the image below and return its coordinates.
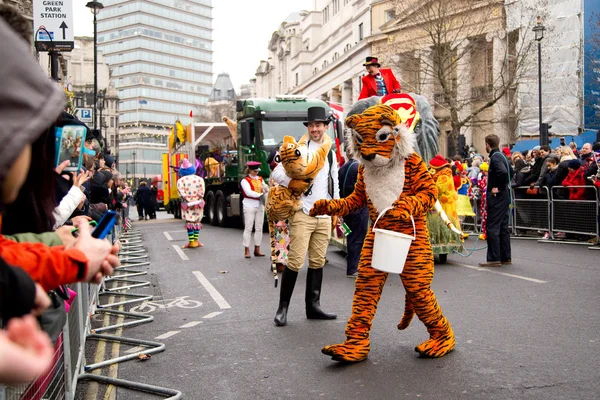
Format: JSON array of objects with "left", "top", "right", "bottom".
[{"left": 371, "top": 207, "right": 415, "bottom": 274}]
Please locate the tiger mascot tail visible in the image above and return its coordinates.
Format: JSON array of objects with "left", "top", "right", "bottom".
[{"left": 309, "top": 99, "right": 455, "bottom": 362}]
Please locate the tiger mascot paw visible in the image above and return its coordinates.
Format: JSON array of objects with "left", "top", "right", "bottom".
[
  {"left": 309, "top": 199, "right": 330, "bottom": 217},
  {"left": 321, "top": 339, "right": 370, "bottom": 363},
  {"left": 414, "top": 320, "right": 455, "bottom": 358}
]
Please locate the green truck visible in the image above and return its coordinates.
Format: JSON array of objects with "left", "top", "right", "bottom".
[{"left": 202, "top": 96, "right": 343, "bottom": 227}]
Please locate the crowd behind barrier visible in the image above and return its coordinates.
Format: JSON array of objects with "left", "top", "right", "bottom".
[
  {"left": 0, "top": 212, "right": 123, "bottom": 400},
  {"left": 462, "top": 186, "right": 600, "bottom": 242}
]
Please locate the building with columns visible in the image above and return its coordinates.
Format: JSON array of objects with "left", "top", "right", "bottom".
[
  {"left": 255, "top": 0, "right": 373, "bottom": 111},
  {"left": 371, "top": 0, "right": 514, "bottom": 156}
]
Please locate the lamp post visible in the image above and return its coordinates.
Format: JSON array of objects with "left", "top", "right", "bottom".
[
  {"left": 97, "top": 90, "right": 105, "bottom": 149},
  {"left": 132, "top": 150, "right": 137, "bottom": 186},
  {"left": 86, "top": 1, "right": 104, "bottom": 132},
  {"left": 532, "top": 16, "right": 545, "bottom": 145}
]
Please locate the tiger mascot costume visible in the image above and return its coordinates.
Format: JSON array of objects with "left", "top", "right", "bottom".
[
  {"left": 310, "top": 100, "right": 455, "bottom": 362},
  {"left": 265, "top": 133, "right": 332, "bottom": 285}
]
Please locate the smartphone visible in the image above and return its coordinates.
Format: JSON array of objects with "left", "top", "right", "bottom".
[
  {"left": 55, "top": 125, "right": 87, "bottom": 172},
  {"left": 92, "top": 210, "right": 118, "bottom": 239}
]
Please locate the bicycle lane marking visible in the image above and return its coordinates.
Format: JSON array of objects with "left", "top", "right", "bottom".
[
  {"left": 192, "top": 270, "right": 231, "bottom": 309},
  {"left": 203, "top": 312, "right": 222, "bottom": 319}
]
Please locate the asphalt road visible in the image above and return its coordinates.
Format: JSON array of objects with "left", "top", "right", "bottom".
[{"left": 95, "top": 212, "right": 600, "bottom": 400}]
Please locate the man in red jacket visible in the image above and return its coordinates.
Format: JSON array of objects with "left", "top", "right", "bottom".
[{"left": 358, "top": 56, "right": 401, "bottom": 100}]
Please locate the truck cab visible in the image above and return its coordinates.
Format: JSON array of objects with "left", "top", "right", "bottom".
[{"left": 203, "top": 96, "right": 343, "bottom": 227}]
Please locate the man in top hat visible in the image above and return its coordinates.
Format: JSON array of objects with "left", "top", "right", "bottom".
[
  {"left": 358, "top": 56, "right": 401, "bottom": 100},
  {"left": 271, "top": 106, "right": 340, "bottom": 327}
]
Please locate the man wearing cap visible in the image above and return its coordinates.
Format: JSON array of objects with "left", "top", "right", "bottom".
[
  {"left": 271, "top": 106, "right": 340, "bottom": 326},
  {"left": 241, "top": 161, "right": 267, "bottom": 258},
  {"left": 358, "top": 56, "right": 401, "bottom": 100}
]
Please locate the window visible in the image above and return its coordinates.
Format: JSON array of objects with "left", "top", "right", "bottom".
[
  {"left": 295, "top": 73, "right": 299, "bottom": 86},
  {"left": 333, "top": 0, "right": 339, "bottom": 15},
  {"left": 323, "top": 5, "right": 329, "bottom": 24},
  {"left": 358, "top": 23, "right": 364, "bottom": 41},
  {"left": 385, "top": 9, "right": 396, "bottom": 22}
]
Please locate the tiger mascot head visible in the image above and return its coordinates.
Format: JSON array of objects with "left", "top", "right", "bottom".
[
  {"left": 275, "top": 133, "right": 332, "bottom": 181},
  {"left": 345, "top": 103, "right": 415, "bottom": 169}
]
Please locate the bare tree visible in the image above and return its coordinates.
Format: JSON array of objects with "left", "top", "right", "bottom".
[
  {"left": 381, "top": 0, "right": 544, "bottom": 153},
  {"left": 194, "top": 101, "right": 236, "bottom": 123}
]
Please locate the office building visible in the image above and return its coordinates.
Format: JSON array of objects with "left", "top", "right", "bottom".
[{"left": 97, "top": 0, "right": 213, "bottom": 181}]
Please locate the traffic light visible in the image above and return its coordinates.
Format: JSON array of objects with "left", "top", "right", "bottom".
[{"left": 540, "top": 123, "right": 552, "bottom": 146}]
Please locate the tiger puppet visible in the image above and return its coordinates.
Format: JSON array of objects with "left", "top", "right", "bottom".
[
  {"left": 265, "top": 133, "right": 332, "bottom": 222},
  {"left": 265, "top": 133, "right": 332, "bottom": 286},
  {"left": 310, "top": 99, "right": 455, "bottom": 362}
]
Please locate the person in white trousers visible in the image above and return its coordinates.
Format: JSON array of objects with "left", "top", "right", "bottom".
[{"left": 240, "top": 161, "right": 267, "bottom": 258}]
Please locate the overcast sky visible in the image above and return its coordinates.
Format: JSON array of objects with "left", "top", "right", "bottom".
[{"left": 73, "top": 0, "right": 314, "bottom": 92}]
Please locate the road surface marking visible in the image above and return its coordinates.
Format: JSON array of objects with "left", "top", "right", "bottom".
[
  {"left": 180, "top": 321, "right": 203, "bottom": 328},
  {"left": 155, "top": 331, "right": 181, "bottom": 340},
  {"left": 192, "top": 271, "right": 232, "bottom": 309},
  {"left": 125, "top": 346, "right": 146, "bottom": 354},
  {"left": 453, "top": 262, "right": 547, "bottom": 284},
  {"left": 172, "top": 244, "right": 189, "bottom": 261},
  {"left": 203, "top": 311, "right": 223, "bottom": 319},
  {"left": 163, "top": 232, "right": 173, "bottom": 241}
]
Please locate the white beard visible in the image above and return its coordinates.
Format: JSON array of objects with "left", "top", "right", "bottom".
[{"left": 363, "top": 159, "right": 405, "bottom": 215}]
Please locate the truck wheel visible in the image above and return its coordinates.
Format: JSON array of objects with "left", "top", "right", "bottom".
[
  {"left": 216, "top": 191, "right": 227, "bottom": 227},
  {"left": 438, "top": 254, "right": 448, "bottom": 264},
  {"left": 205, "top": 191, "right": 216, "bottom": 225}
]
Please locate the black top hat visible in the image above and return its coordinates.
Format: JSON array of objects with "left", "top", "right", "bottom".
[
  {"left": 303, "top": 107, "right": 330, "bottom": 126},
  {"left": 363, "top": 56, "right": 381, "bottom": 67}
]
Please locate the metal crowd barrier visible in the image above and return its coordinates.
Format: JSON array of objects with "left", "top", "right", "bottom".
[
  {"left": 0, "top": 209, "right": 181, "bottom": 399},
  {"left": 550, "top": 186, "right": 599, "bottom": 238},
  {"left": 510, "top": 186, "right": 599, "bottom": 240},
  {"left": 511, "top": 186, "right": 552, "bottom": 237}
]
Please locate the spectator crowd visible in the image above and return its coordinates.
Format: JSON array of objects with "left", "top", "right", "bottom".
[{"left": 0, "top": 5, "right": 124, "bottom": 387}]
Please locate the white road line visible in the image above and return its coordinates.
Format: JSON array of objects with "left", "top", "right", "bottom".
[
  {"left": 192, "top": 271, "right": 232, "bottom": 309},
  {"left": 155, "top": 331, "right": 181, "bottom": 340},
  {"left": 172, "top": 245, "right": 189, "bottom": 261},
  {"left": 180, "top": 321, "right": 203, "bottom": 328},
  {"left": 453, "top": 262, "right": 547, "bottom": 284},
  {"left": 163, "top": 232, "right": 173, "bottom": 241},
  {"left": 125, "top": 346, "right": 146, "bottom": 354},
  {"left": 203, "top": 311, "right": 223, "bottom": 319}
]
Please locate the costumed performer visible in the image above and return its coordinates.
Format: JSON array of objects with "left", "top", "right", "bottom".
[
  {"left": 267, "top": 146, "right": 289, "bottom": 274},
  {"left": 176, "top": 158, "right": 205, "bottom": 248},
  {"left": 240, "top": 161, "right": 267, "bottom": 258},
  {"left": 478, "top": 162, "right": 489, "bottom": 240},
  {"left": 427, "top": 154, "right": 463, "bottom": 250},
  {"left": 310, "top": 100, "right": 455, "bottom": 362},
  {"left": 358, "top": 56, "right": 401, "bottom": 100}
]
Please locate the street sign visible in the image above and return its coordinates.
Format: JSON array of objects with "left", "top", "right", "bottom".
[
  {"left": 33, "top": 0, "right": 74, "bottom": 52},
  {"left": 76, "top": 108, "right": 93, "bottom": 123}
]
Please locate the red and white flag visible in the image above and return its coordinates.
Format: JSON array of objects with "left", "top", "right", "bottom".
[{"left": 329, "top": 102, "right": 344, "bottom": 121}]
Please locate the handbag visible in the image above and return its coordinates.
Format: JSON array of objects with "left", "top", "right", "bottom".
[
  {"left": 526, "top": 187, "right": 539, "bottom": 196},
  {"left": 38, "top": 285, "right": 70, "bottom": 345}
]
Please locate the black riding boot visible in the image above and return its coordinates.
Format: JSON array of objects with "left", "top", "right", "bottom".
[
  {"left": 274, "top": 267, "right": 298, "bottom": 326},
  {"left": 305, "top": 268, "right": 337, "bottom": 320}
]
